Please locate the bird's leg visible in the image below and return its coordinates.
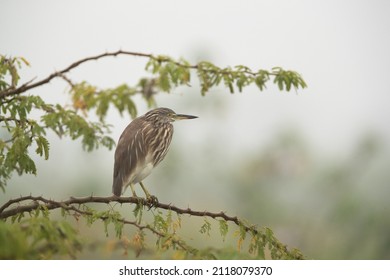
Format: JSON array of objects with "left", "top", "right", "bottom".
[
  {"left": 129, "top": 184, "right": 138, "bottom": 197},
  {"left": 139, "top": 181, "right": 150, "bottom": 198},
  {"left": 139, "top": 181, "right": 158, "bottom": 206}
]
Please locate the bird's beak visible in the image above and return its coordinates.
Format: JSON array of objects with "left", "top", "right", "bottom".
[{"left": 173, "top": 114, "right": 198, "bottom": 121}]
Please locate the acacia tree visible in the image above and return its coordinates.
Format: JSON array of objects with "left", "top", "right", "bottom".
[{"left": 0, "top": 51, "right": 306, "bottom": 259}]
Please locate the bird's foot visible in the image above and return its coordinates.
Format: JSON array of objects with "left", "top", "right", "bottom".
[{"left": 145, "top": 195, "right": 159, "bottom": 209}]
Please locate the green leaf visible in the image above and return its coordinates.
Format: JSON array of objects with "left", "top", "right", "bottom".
[
  {"left": 158, "top": 68, "right": 171, "bottom": 92},
  {"left": 154, "top": 212, "right": 168, "bottom": 233},
  {"left": 257, "top": 243, "right": 265, "bottom": 259},
  {"left": 133, "top": 202, "right": 143, "bottom": 223},
  {"left": 254, "top": 75, "right": 267, "bottom": 91},
  {"left": 219, "top": 220, "right": 229, "bottom": 241},
  {"left": 19, "top": 56, "right": 30, "bottom": 67},
  {"left": 199, "top": 218, "right": 212, "bottom": 236},
  {"left": 265, "top": 227, "right": 274, "bottom": 241},
  {"left": 35, "top": 136, "right": 50, "bottom": 160}
]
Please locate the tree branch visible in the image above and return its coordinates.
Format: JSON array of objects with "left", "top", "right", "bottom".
[
  {"left": 0, "top": 51, "right": 153, "bottom": 99},
  {"left": 0, "top": 195, "right": 240, "bottom": 223}
]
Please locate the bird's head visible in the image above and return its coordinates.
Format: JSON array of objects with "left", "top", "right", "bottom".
[{"left": 144, "top": 107, "right": 197, "bottom": 125}]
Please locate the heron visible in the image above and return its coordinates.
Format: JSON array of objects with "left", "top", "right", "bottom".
[{"left": 112, "top": 107, "right": 197, "bottom": 200}]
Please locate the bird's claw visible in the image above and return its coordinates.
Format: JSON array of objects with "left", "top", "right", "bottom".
[{"left": 146, "top": 195, "right": 159, "bottom": 209}]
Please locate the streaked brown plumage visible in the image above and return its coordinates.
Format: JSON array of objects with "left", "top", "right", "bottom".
[{"left": 112, "top": 107, "right": 197, "bottom": 198}]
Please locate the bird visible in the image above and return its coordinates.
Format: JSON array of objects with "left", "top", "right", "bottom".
[{"left": 112, "top": 107, "right": 197, "bottom": 200}]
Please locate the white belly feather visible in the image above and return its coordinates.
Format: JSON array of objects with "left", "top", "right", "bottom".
[{"left": 132, "top": 162, "right": 154, "bottom": 184}]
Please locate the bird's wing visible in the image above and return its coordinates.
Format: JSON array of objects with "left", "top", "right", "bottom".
[{"left": 112, "top": 119, "right": 147, "bottom": 196}]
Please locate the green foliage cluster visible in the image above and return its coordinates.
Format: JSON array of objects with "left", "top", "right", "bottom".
[
  {"left": 0, "top": 56, "right": 117, "bottom": 191},
  {"left": 144, "top": 55, "right": 306, "bottom": 95},
  {"left": 0, "top": 212, "right": 81, "bottom": 259},
  {"left": 0, "top": 51, "right": 306, "bottom": 259},
  {"left": 197, "top": 63, "right": 306, "bottom": 95}
]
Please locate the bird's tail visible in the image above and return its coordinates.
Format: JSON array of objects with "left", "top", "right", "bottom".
[{"left": 112, "top": 176, "right": 122, "bottom": 197}]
